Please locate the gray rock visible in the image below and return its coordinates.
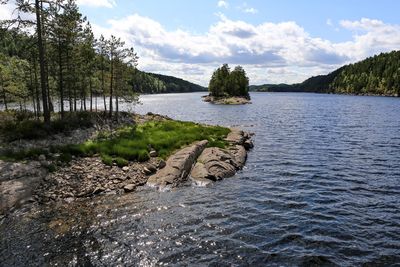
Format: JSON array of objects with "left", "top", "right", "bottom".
[
  {"left": 225, "top": 129, "right": 245, "bottom": 145},
  {"left": 244, "top": 139, "right": 254, "bottom": 150},
  {"left": 157, "top": 160, "right": 166, "bottom": 169},
  {"left": 149, "top": 150, "right": 158, "bottom": 157},
  {"left": 147, "top": 140, "right": 208, "bottom": 188},
  {"left": 228, "top": 145, "right": 247, "bottom": 169},
  {"left": 190, "top": 147, "right": 236, "bottom": 182},
  {"left": 124, "top": 184, "right": 136, "bottom": 192},
  {"left": 122, "top": 166, "right": 129, "bottom": 172},
  {"left": 92, "top": 186, "right": 105, "bottom": 195}
]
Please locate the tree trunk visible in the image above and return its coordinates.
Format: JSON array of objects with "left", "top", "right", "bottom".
[
  {"left": 109, "top": 56, "right": 113, "bottom": 118},
  {"left": 58, "top": 41, "right": 64, "bottom": 119},
  {"left": 0, "top": 78, "right": 7, "bottom": 111},
  {"left": 67, "top": 49, "right": 72, "bottom": 112},
  {"left": 89, "top": 76, "right": 93, "bottom": 112},
  {"left": 33, "top": 55, "right": 41, "bottom": 118},
  {"left": 101, "top": 56, "right": 106, "bottom": 112},
  {"left": 35, "top": 0, "right": 50, "bottom": 123},
  {"left": 29, "top": 66, "right": 37, "bottom": 116}
]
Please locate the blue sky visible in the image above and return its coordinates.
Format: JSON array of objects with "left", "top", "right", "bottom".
[{"left": 3, "top": 0, "right": 400, "bottom": 85}]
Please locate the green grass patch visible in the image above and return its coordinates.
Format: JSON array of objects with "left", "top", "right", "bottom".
[{"left": 0, "top": 120, "right": 231, "bottom": 164}]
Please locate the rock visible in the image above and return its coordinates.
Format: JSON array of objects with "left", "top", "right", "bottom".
[
  {"left": 243, "top": 139, "right": 254, "bottom": 150},
  {"left": 92, "top": 186, "right": 105, "bottom": 195},
  {"left": 149, "top": 150, "right": 158, "bottom": 157},
  {"left": 225, "top": 129, "right": 245, "bottom": 145},
  {"left": 228, "top": 145, "right": 247, "bottom": 169},
  {"left": 147, "top": 140, "right": 208, "bottom": 188},
  {"left": 124, "top": 184, "right": 136, "bottom": 192},
  {"left": 38, "top": 154, "right": 46, "bottom": 161},
  {"left": 143, "top": 167, "right": 153, "bottom": 175},
  {"left": 157, "top": 160, "right": 166, "bottom": 169},
  {"left": 190, "top": 147, "right": 236, "bottom": 182},
  {"left": 122, "top": 166, "right": 129, "bottom": 172}
]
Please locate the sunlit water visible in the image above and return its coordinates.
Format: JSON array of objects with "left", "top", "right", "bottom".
[{"left": 1, "top": 92, "right": 400, "bottom": 266}]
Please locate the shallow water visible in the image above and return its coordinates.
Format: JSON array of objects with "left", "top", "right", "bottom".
[{"left": 1, "top": 92, "right": 400, "bottom": 266}]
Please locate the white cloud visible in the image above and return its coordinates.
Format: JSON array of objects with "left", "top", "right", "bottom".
[
  {"left": 77, "top": 0, "right": 116, "bottom": 8},
  {"left": 217, "top": 0, "right": 229, "bottom": 8},
  {"left": 86, "top": 16, "right": 400, "bottom": 86},
  {"left": 326, "top": 18, "right": 333, "bottom": 26},
  {"left": 244, "top": 7, "right": 258, "bottom": 14},
  {"left": 0, "top": 3, "right": 13, "bottom": 20}
]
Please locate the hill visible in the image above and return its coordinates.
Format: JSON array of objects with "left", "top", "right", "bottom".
[
  {"left": 251, "top": 51, "right": 400, "bottom": 96},
  {"left": 130, "top": 70, "right": 206, "bottom": 94}
]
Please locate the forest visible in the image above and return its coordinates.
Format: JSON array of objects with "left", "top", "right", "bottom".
[
  {"left": 208, "top": 64, "right": 250, "bottom": 98},
  {"left": 250, "top": 50, "right": 400, "bottom": 96},
  {"left": 0, "top": 0, "right": 204, "bottom": 123}
]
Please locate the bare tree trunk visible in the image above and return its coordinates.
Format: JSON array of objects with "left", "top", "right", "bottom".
[
  {"left": 101, "top": 57, "right": 107, "bottom": 112},
  {"left": 33, "top": 55, "right": 41, "bottom": 118},
  {"left": 35, "top": 0, "right": 50, "bottom": 123},
  {"left": 58, "top": 41, "right": 64, "bottom": 119},
  {"left": 29, "top": 66, "right": 37, "bottom": 116},
  {"left": 109, "top": 56, "right": 114, "bottom": 118},
  {"left": 67, "top": 49, "right": 72, "bottom": 112},
  {"left": 89, "top": 76, "right": 93, "bottom": 112},
  {"left": 1, "top": 78, "right": 7, "bottom": 111}
]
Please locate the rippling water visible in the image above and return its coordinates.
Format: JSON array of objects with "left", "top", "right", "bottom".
[{"left": 1, "top": 92, "right": 400, "bottom": 266}]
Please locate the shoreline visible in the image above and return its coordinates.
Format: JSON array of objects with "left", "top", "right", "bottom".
[{"left": 0, "top": 112, "right": 253, "bottom": 215}]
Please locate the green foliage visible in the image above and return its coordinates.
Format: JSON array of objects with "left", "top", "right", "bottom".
[
  {"left": 76, "top": 120, "right": 229, "bottom": 162},
  {"left": 251, "top": 50, "right": 400, "bottom": 96},
  {"left": 0, "top": 111, "right": 94, "bottom": 142},
  {"left": 0, "top": 119, "right": 231, "bottom": 165},
  {"left": 208, "top": 64, "right": 250, "bottom": 98}
]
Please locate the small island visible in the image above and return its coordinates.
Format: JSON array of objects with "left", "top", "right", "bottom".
[{"left": 203, "top": 64, "right": 251, "bottom": 105}]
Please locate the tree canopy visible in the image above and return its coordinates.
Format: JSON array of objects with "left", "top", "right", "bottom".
[{"left": 208, "top": 64, "right": 250, "bottom": 98}]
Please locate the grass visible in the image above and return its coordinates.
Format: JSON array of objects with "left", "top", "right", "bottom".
[
  {"left": 0, "top": 119, "right": 231, "bottom": 166},
  {"left": 73, "top": 120, "right": 230, "bottom": 165}
]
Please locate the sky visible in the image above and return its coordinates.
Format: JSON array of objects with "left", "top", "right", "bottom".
[{"left": 2, "top": 0, "right": 400, "bottom": 86}]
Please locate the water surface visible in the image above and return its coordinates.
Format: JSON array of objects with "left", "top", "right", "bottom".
[{"left": 1, "top": 92, "right": 400, "bottom": 266}]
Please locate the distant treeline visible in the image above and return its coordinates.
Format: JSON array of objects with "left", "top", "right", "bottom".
[
  {"left": 132, "top": 71, "right": 206, "bottom": 94},
  {"left": 251, "top": 50, "right": 400, "bottom": 96}
]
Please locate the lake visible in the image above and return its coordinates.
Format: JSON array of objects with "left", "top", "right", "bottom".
[{"left": 1, "top": 92, "right": 400, "bottom": 266}]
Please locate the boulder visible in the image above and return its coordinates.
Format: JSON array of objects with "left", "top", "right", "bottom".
[
  {"left": 190, "top": 147, "right": 237, "bottom": 182},
  {"left": 124, "top": 184, "right": 136, "bottom": 192},
  {"left": 147, "top": 140, "right": 208, "bottom": 188},
  {"left": 225, "top": 129, "right": 245, "bottom": 145},
  {"left": 244, "top": 139, "right": 254, "bottom": 150},
  {"left": 228, "top": 145, "right": 247, "bottom": 169},
  {"left": 149, "top": 150, "right": 158, "bottom": 157}
]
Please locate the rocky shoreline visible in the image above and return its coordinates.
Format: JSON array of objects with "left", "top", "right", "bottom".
[
  {"left": 0, "top": 114, "right": 253, "bottom": 215},
  {"left": 202, "top": 95, "right": 252, "bottom": 105}
]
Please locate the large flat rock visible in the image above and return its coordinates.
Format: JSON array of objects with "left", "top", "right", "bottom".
[
  {"left": 0, "top": 160, "right": 47, "bottom": 214},
  {"left": 147, "top": 140, "right": 208, "bottom": 189}
]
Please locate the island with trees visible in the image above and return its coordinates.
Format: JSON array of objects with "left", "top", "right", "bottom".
[
  {"left": 250, "top": 50, "right": 400, "bottom": 97},
  {"left": 203, "top": 64, "right": 251, "bottom": 104}
]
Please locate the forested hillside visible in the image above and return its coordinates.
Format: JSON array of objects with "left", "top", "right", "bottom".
[
  {"left": 131, "top": 71, "right": 206, "bottom": 94},
  {"left": 251, "top": 51, "right": 400, "bottom": 96}
]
